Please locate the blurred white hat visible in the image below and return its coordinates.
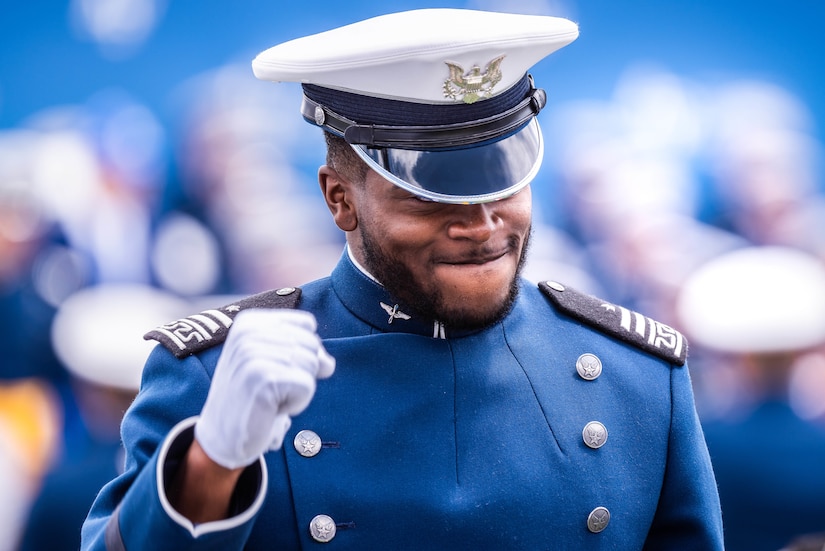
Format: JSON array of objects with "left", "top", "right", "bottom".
[
  {"left": 676, "top": 246, "right": 825, "bottom": 354},
  {"left": 51, "top": 284, "right": 189, "bottom": 391}
]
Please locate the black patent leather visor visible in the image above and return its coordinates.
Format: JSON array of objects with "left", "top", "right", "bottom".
[{"left": 352, "top": 118, "right": 543, "bottom": 204}]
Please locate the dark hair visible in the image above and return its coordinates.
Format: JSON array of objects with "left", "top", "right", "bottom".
[{"left": 324, "top": 131, "right": 369, "bottom": 183}]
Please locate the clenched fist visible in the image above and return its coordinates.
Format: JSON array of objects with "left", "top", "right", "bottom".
[{"left": 195, "top": 309, "right": 335, "bottom": 469}]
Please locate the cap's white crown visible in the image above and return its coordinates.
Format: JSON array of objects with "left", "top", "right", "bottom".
[{"left": 252, "top": 8, "right": 579, "bottom": 104}]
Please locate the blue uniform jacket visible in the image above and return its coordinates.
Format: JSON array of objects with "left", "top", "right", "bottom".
[{"left": 81, "top": 253, "right": 723, "bottom": 550}]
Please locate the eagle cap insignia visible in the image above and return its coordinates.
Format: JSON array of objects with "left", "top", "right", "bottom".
[{"left": 443, "top": 55, "right": 505, "bottom": 104}]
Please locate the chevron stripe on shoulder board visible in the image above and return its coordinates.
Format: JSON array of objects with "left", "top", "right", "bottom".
[
  {"left": 538, "top": 281, "right": 687, "bottom": 366},
  {"left": 144, "top": 287, "right": 302, "bottom": 359}
]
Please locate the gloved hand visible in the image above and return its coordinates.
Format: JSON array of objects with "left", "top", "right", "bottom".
[{"left": 194, "top": 309, "right": 335, "bottom": 469}]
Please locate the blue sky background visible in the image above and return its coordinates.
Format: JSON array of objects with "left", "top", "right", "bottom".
[{"left": 2, "top": 0, "right": 823, "bottom": 136}]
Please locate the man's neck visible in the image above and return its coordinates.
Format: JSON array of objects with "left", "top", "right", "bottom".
[{"left": 346, "top": 244, "right": 381, "bottom": 285}]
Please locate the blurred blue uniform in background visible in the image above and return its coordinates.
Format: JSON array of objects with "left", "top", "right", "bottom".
[
  {"left": 677, "top": 246, "right": 825, "bottom": 550},
  {"left": 704, "top": 400, "right": 825, "bottom": 551}
]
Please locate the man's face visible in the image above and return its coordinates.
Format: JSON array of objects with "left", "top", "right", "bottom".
[{"left": 350, "top": 169, "right": 533, "bottom": 330}]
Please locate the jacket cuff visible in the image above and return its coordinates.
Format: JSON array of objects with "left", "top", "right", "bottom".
[{"left": 157, "top": 416, "right": 268, "bottom": 538}]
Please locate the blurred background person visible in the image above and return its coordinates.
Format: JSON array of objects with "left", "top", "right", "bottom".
[
  {"left": 0, "top": 130, "right": 76, "bottom": 549},
  {"left": 704, "top": 81, "right": 825, "bottom": 259},
  {"left": 0, "top": 129, "right": 72, "bottom": 383},
  {"left": 0, "top": 100, "right": 173, "bottom": 550},
  {"left": 160, "top": 63, "right": 344, "bottom": 297},
  {"left": 22, "top": 92, "right": 166, "bottom": 290},
  {"left": 676, "top": 246, "right": 825, "bottom": 551},
  {"left": 542, "top": 66, "right": 747, "bottom": 323},
  {"left": 19, "top": 283, "right": 188, "bottom": 551}
]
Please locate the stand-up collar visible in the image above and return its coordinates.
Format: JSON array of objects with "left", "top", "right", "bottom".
[
  {"left": 331, "top": 251, "right": 437, "bottom": 337},
  {"left": 331, "top": 250, "right": 481, "bottom": 339}
]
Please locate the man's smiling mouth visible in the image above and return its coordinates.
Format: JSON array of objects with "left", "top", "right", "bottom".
[{"left": 440, "top": 249, "right": 510, "bottom": 266}]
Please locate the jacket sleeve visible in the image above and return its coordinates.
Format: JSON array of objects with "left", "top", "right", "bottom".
[
  {"left": 644, "top": 361, "right": 724, "bottom": 550},
  {"left": 80, "top": 345, "right": 267, "bottom": 551}
]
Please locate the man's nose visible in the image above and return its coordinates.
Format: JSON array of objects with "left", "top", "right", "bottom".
[{"left": 446, "top": 203, "right": 498, "bottom": 241}]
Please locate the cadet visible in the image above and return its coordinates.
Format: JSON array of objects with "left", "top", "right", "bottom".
[
  {"left": 81, "top": 8, "right": 723, "bottom": 550},
  {"left": 677, "top": 246, "right": 825, "bottom": 551},
  {"left": 21, "top": 284, "right": 189, "bottom": 551}
]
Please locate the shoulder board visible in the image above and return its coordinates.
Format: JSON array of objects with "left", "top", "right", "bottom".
[
  {"left": 538, "top": 280, "right": 687, "bottom": 366},
  {"left": 143, "top": 287, "right": 301, "bottom": 359}
]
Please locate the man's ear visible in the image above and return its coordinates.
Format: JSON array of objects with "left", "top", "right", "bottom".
[{"left": 318, "top": 165, "right": 358, "bottom": 232}]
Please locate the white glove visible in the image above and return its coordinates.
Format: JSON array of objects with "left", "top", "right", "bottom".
[{"left": 194, "top": 309, "right": 335, "bottom": 469}]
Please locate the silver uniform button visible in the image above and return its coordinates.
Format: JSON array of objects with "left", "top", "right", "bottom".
[
  {"left": 310, "top": 514, "right": 337, "bottom": 543},
  {"left": 546, "top": 281, "right": 565, "bottom": 292},
  {"left": 276, "top": 287, "right": 296, "bottom": 296},
  {"left": 294, "top": 430, "right": 322, "bottom": 458},
  {"left": 587, "top": 506, "right": 610, "bottom": 533},
  {"left": 582, "top": 421, "right": 608, "bottom": 449},
  {"left": 576, "top": 353, "right": 603, "bottom": 381}
]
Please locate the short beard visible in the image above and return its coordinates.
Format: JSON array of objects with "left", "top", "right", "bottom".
[{"left": 359, "top": 225, "right": 532, "bottom": 331}]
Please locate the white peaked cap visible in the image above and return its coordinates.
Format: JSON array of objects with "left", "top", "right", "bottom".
[
  {"left": 676, "top": 246, "right": 825, "bottom": 354},
  {"left": 251, "top": 9, "right": 579, "bottom": 205}
]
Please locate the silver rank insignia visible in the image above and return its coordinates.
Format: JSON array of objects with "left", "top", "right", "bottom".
[
  {"left": 539, "top": 281, "right": 688, "bottom": 366},
  {"left": 145, "top": 287, "right": 301, "bottom": 358},
  {"left": 443, "top": 55, "right": 505, "bottom": 104}
]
